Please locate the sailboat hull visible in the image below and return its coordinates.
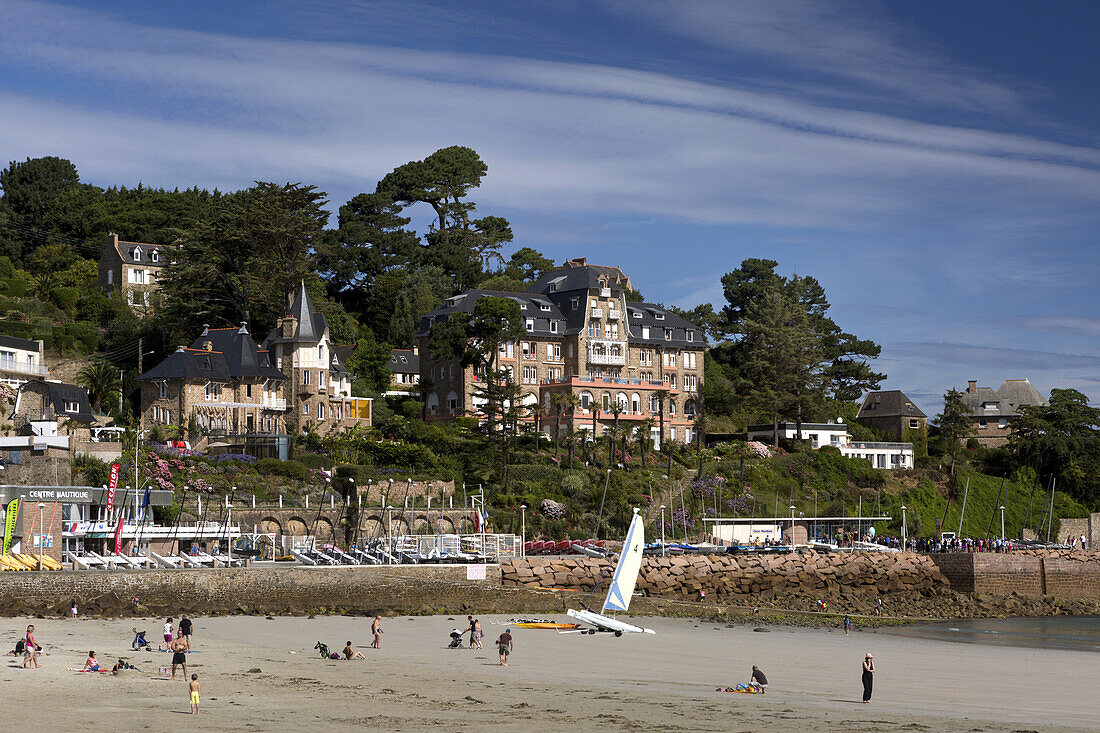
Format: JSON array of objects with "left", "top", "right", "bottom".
[{"left": 567, "top": 608, "right": 655, "bottom": 635}]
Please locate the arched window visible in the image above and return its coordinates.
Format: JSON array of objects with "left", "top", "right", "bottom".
[
  {"left": 579, "top": 391, "right": 593, "bottom": 409},
  {"left": 649, "top": 394, "right": 660, "bottom": 412},
  {"left": 684, "top": 399, "right": 697, "bottom": 416},
  {"left": 602, "top": 392, "right": 611, "bottom": 410},
  {"left": 631, "top": 393, "right": 640, "bottom": 414},
  {"left": 668, "top": 399, "right": 676, "bottom": 417},
  {"left": 426, "top": 393, "right": 440, "bottom": 416},
  {"left": 616, "top": 392, "right": 628, "bottom": 410}
]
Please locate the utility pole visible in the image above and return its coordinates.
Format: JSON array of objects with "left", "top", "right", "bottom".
[{"left": 137, "top": 337, "right": 144, "bottom": 434}]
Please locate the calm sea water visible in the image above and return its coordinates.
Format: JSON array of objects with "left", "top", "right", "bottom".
[{"left": 877, "top": 616, "right": 1100, "bottom": 653}]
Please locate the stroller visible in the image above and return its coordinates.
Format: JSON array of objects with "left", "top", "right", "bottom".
[
  {"left": 448, "top": 629, "right": 464, "bottom": 649},
  {"left": 314, "top": 641, "right": 338, "bottom": 660},
  {"left": 132, "top": 628, "right": 152, "bottom": 651}
]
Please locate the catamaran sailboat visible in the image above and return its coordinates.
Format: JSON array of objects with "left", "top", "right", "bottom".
[{"left": 566, "top": 508, "right": 655, "bottom": 636}]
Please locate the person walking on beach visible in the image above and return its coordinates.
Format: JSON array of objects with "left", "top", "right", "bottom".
[
  {"left": 472, "top": 618, "right": 483, "bottom": 650},
  {"left": 189, "top": 673, "right": 200, "bottom": 714},
  {"left": 179, "top": 616, "right": 193, "bottom": 646},
  {"left": 162, "top": 617, "right": 174, "bottom": 651},
  {"left": 875, "top": 598, "right": 882, "bottom": 616},
  {"left": 862, "top": 653, "right": 875, "bottom": 703},
  {"left": 844, "top": 615, "right": 851, "bottom": 635},
  {"left": 467, "top": 616, "right": 476, "bottom": 648},
  {"left": 371, "top": 616, "right": 383, "bottom": 649},
  {"left": 496, "top": 629, "right": 513, "bottom": 666},
  {"left": 22, "top": 625, "right": 39, "bottom": 669},
  {"left": 70, "top": 600, "right": 78, "bottom": 620},
  {"left": 170, "top": 635, "right": 190, "bottom": 680}
]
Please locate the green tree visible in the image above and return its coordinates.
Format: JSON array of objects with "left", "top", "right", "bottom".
[
  {"left": 1009, "top": 388, "right": 1100, "bottom": 503},
  {"left": 317, "top": 191, "right": 421, "bottom": 296},
  {"left": 0, "top": 156, "right": 80, "bottom": 251},
  {"left": 76, "top": 362, "right": 122, "bottom": 412},
  {"left": 160, "top": 182, "right": 328, "bottom": 338},
  {"left": 935, "top": 388, "right": 972, "bottom": 476},
  {"left": 388, "top": 266, "right": 451, "bottom": 347},
  {"left": 502, "top": 247, "right": 554, "bottom": 282},
  {"left": 714, "top": 258, "right": 883, "bottom": 441},
  {"left": 345, "top": 335, "right": 394, "bottom": 396},
  {"left": 378, "top": 146, "right": 512, "bottom": 291},
  {"left": 428, "top": 295, "right": 525, "bottom": 437}
]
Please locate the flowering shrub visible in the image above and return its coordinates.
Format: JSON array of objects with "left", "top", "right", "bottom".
[{"left": 747, "top": 441, "right": 771, "bottom": 458}]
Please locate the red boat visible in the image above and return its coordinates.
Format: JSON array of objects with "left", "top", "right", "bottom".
[{"left": 554, "top": 540, "right": 571, "bottom": 553}]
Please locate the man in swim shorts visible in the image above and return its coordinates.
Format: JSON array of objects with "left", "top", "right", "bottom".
[{"left": 170, "top": 635, "right": 189, "bottom": 680}]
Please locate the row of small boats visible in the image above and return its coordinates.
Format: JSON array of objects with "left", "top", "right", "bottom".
[{"left": 523, "top": 538, "right": 607, "bottom": 557}]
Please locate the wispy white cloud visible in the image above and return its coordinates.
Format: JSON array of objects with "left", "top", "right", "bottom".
[{"left": 599, "top": 0, "right": 1031, "bottom": 116}]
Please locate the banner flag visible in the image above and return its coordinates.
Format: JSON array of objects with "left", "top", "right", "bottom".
[
  {"left": 3, "top": 498, "right": 19, "bottom": 555},
  {"left": 113, "top": 515, "right": 125, "bottom": 554},
  {"left": 106, "top": 463, "right": 121, "bottom": 513}
]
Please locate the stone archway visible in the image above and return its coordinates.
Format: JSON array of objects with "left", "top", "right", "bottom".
[
  {"left": 360, "top": 517, "right": 384, "bottom": 541},
  {"left": 457, "top": 518, "right": 474, "bottom": 534},
  {"left": 437, "top": 517, "right": 456, "bottom": 534},
  {"left": 287, "top": 517, "right": 308, "bottom": 537},
  {"left": 260, "top": 517, "right": 282, "bottom": 537},
  {"left": 315, "top": 518, "right": 336, "bottom": 544},
  {"left": 390, "top": 518, "right": 410, "bottom": 536},
  {"left": 411, "top": 517, "right": 430, "bottom": 535}
]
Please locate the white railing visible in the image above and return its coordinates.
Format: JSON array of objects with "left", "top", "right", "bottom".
[
  {"left": 263, "top": 398, "right": 287, "bottom": 410},
  {"left": 607, "top": 309, "right": 621, "bottom": 320},
  {"left": 0, "top": 360, "right": 48, "bottom": 376},
  {"left": 587, "top": 351, "right": 626, "bottom": 365},
  {"left": 590, "top": 307, "right": 603, "bottom": 318}
]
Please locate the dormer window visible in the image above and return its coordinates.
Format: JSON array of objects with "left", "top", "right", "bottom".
[
  {"left": 400, "top": 356, "right": 407, "bottom": 363},
  {"left": 686, "top": 330, "right": 694, "bottom": 342},
  {"left": 571, "top": 297, "right": 579, "bottom": 310},
  {"left": 540, "top": 304, "right": 551, "bottom": 312},
  {"left": 549, "top": 321, "right": 558, "bottom": 333},
  {"left": 149, "top": 249, "right": 159, "bottom": 263},
  {"left": 158, "top": 382, "right": 167, "bottom": 399},
  {"left": 526, "top": 319, "right": 534, "bottom": 332},
  {"left": 200, "top": 358, "right": 211, "bottom": 370},
  {"left": 664, "top": 328, "right": 672, "bottom": 341},
  {"left": 655, "top": 313, "right": 665, "bottom": 320},
  {"left": 130, "top": 248, "right": 141, "bottom": 262},
  {"left": 64, "top": 401, "right": 79, "bottom": 413}
]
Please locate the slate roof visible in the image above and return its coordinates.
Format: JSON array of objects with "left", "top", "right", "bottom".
[
  {"left": 19, "top": 380, "right": 94, "bottom": 423},
  {"left": 0, "top": 334, "right": 41, "bottom": 352},
  {"left": 857, "top": 390, "right": 927, "bottom": 419},
  {"left": 139, "top": 324, "right": 285, "bottom": 383},
  {"left": 416, "top": 263, "right": 702, "bottom": 349},
  {"left": 390, "top": 349, "right": 419, "bottom": 374},
  {"left": 263, "top": 282, "right": 329, "bottom": 346},
  {"left": 118, "top": 240, "right": 169, "bottom": 267},
  {"left": 416, "top": 290, "right": 567, "bottom": 339},
  {"left": 959, "top": 379, "right": 1047, "bottom": 418}
]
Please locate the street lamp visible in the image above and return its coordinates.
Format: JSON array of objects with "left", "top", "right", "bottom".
[
  {"left": 386, "top": 505, "right": 394, "bottom": 565},
  {"left": 659, "top": 505, "right": 667, "bottom": 556},
  {"left": 901, "top": 505, "right": 908, "bottom": 551},
  {"left": 520, "top": 504, "right": 527, "bottom": 557},
  {"left": 999, "top": 505, "right": 1006, "bottom": 542},
  {"left": 789, "top": 505, "right": 795, "bottom": 549},
  {"left": 37, "top": 502, "right": 46, "bottom": 570},
  {"left": 226, "top": 501, "right": 234, "bottom": 567}
]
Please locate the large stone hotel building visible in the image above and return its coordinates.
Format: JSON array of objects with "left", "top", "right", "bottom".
[{"left": 417, "top": 259, "right": 704, "bottom": 446}]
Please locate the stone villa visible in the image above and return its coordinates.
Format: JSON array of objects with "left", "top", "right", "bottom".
[
  {"left": 98, "top": 233, "right": 174, "bottom": 315},
  {"left": 416, "top": 258, "right": 704, "bottom": 446},
  {"left": 139, "top": 283, "right": 371, "bottom": 455},
  {"left": 958, "top": 378, "right": 1046, "bottom": 447}
]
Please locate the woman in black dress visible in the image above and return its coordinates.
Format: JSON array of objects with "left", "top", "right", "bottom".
[{"left": 862, "top": 653, "right": 875, "bottom": 702}]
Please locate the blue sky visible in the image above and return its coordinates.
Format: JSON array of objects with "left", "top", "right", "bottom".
[{"left": 2, "top": 0, "right": 1098, "bottom": 414}]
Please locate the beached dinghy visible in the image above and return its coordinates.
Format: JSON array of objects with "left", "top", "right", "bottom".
[{"left": 565, "top": 508, "right": 655, "bottom": 636}]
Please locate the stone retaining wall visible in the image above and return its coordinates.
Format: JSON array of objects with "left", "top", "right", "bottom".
[
  {"left": 501, "top": 551, "right": 945, "bottom": 599},
  {"left": 931, "top": 550, "right": 1100, "bottom": 599},
  {"left": 0, "top": 565, "right": 523, "bottom": 617}
]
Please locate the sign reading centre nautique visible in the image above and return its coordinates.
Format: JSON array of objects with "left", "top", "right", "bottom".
[{"left": 21, "top": 488, "right": 93, "bottom": 503}]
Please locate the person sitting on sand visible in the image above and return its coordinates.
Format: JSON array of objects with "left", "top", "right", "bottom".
[
  {"left": 496, "top": 629, "right": 513, "bottom": 666},
  {"left": 82, "top": 651, "right": 101, "bottom": 672},
  {"left": 343, "top": 641, "right": 365, "bottom": 660},
  {"left": 749, "top": 665, "right": 767, "bottom": 693}
]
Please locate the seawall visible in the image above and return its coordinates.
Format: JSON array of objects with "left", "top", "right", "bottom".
[{"left": 501, "top": 550, "right": 1100, "bottom": 601}]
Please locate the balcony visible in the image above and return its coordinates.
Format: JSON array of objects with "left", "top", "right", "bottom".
[
  {"left": 262, "top": 398, "right": 287, "bottom": 411},
  {"left": 607, "top": 309, "right": 621, "bottom": 320},
  {"left": 0, "top": 360, "right": 48, "bottom": 377},
  {"left": 590, "top": 307, "right": 603, "bottom": 318},
  {"left": 587, "top": 350, "right": 625, "bottom": 366},
  {"left": 297, "top": 381, "right": 318, "bottom": 395}
]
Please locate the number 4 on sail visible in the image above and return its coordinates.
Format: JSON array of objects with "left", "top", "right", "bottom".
[{"left": 566, "top": 508, "right": 655, "bottom": 636}]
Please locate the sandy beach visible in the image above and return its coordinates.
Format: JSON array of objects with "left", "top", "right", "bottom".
[{"left": 0, "top": 613, "right": 1096, "bottom": 732}]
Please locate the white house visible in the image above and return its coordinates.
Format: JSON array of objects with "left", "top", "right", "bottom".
[
  {"left": 746, "top": 421, "right": 914, "bottom": 469},
  {"left": 0, "top": 336, "right": 49, "bottom": 388}
]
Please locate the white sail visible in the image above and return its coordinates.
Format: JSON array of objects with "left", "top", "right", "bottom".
[{"left": 601, "top": 508, "right": 644, "bottom": 613}]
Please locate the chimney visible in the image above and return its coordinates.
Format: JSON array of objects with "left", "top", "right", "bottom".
[
  {"left": 201, "top": 323, "right": 210, "bottom": 336},
  {"left": 106, "top": 232, "right": 119, "bottom": 250},
  {"left": 412, "top": 345, "right": 419, "bottom": 356},
  {"left": 569, "top": 257, "right": 587, "bottom": 267},
  {"left": 203, "top": 341, "right": 213, "bottom": 352},
  {"left": 967, "top": 380, "right": 977, "bottom": 394},
  {"left": 238, "top": 321, "right": 249, "bottom": 335},
  {"left": 281, "top": 316, "right": 297, "bottom": 338}
]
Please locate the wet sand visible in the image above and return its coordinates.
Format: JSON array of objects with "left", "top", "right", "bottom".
[{"left": 0, "top": 613, "right": 1096, "bottom": 731}]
